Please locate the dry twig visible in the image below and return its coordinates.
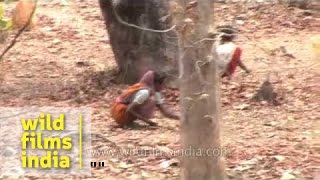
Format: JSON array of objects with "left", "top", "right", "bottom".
[
  {"left": 0, "top": 0, "right": 38, "bottom": 60},
  {"left": 112, "top": 3, "right": 176, "bottom": 33}
]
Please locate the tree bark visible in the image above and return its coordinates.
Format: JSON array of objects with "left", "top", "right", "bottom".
[
  {"left": 99, "top": 0, "right": 178, "bottom": 84},
  {"left": 176, "top": 0, "right": 224, "bottom": 179}
]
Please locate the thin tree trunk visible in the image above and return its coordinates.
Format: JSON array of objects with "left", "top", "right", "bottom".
[{"left": 177, "top": 0, "right": 224, "bottom": 179}]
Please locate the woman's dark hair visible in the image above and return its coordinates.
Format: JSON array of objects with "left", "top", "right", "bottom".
[
  {"left": 217, "top": 25, "right": 237, "bottom": 42},
  {"left": 154, "top": 71, "right": 166, "bottom": 84},
  {"left": 221, "top": 35, "right": 234, "bottom": 42}
]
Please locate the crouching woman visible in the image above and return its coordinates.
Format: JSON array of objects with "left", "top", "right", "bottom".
[{"left": 111, "top": 70, "right": 179, "bottom": 127}]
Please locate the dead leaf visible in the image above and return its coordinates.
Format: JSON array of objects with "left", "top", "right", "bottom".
[
  {"left": 52, "top": 38, "right": 61, "bottom": 44},
  {"left": 280, "top": 171, "right": 296, "bottom": 180},
  {"left": 159, "top": 159, "right": 179, "bottom": 169},
  {"left": 141, "top": 171, "right": 151, "bottom": 178},
  {"left": 234, "top": 104, "right": 250, "bottom": 110},
  {"left": 109, "top": 158, "right": 119, "bottom": 163},
  {"left": 264, "top": 121, "right": 278, "bottom": 127},
  {"left": 160, "top": 160, "right": 171, "bottom": 169},
  {"left": 118, "top": 162, "right": 133, "bottom": 169},
  {"left": 240, "top": 158, "right": 259, "bottom": 165},
  {"left": 234, "top": 165, "right": 252, "bottom": 172},
  {"left": 287, "top": 85, "right": 295, "bottom": 92},
  {"left": 128, "top": 174, "right": 142, "bottom": 180},
  {"left": 274, "top": 155, "right": 286, "bottom": 161}
]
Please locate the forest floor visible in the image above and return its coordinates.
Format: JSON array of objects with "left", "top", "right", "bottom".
[{"left": 0, "top": 0, "right": 319, "bottom": 179}]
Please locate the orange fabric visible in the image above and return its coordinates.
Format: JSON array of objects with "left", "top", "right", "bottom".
[
  {"left": 111, "top": 103, "right": 130, "bottom": 125},
  {"left": 111, "top": 83, "right": 145, "bottom": 125}
]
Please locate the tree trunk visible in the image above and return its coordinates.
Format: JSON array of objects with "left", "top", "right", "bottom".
[
  {"left": 176, "top": 0, "right": 224, "bottom": 179},
  {"left": 99, "top": 0, "right": 178, "bottom": 84}
]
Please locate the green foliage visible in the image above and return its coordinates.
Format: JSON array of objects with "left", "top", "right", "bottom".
[{"left": 0, "top": 2, "right": 12, "bottom": 30}]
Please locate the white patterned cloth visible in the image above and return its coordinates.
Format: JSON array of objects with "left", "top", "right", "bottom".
[
  {"left": 132, "top": 89, "right": 164, "bottom": 105},
  {"left": 216, "top": 42, "right": 237, "bottom": 75}
]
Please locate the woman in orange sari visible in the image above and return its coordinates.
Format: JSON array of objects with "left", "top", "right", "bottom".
[{"left": 111, "top": 71, "right": 179, "bottom": 127}]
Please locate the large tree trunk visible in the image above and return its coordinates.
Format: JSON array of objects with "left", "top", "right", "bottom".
[
  {"left": 176, "top": 0, "right": 224, "bottom": 179},
  {"left": 99, "top": 0, "right": 178, "bottom": 84}
]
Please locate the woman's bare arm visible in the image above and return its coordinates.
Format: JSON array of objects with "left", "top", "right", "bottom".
[
  {"left": 126, "top": 102, "right": 157, "bottom": 126},
  {"left": 238, "top": 60, "right": 250, "bottom": 73},
  {"left": 157, "top": 104, "right": 179, "bottom": 120}
]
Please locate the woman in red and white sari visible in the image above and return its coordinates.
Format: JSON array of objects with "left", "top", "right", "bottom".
[{"left": 216, "top": 28, "right": 251, "bottom": 79}]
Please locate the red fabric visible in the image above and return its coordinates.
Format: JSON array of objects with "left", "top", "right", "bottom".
[{"left": 224, "top": 47, "right": 242, "bottom": 76}]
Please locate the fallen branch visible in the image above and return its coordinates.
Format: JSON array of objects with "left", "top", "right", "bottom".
[{"left": 0, "top": 0, "right": 38, "bottom": 61}]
